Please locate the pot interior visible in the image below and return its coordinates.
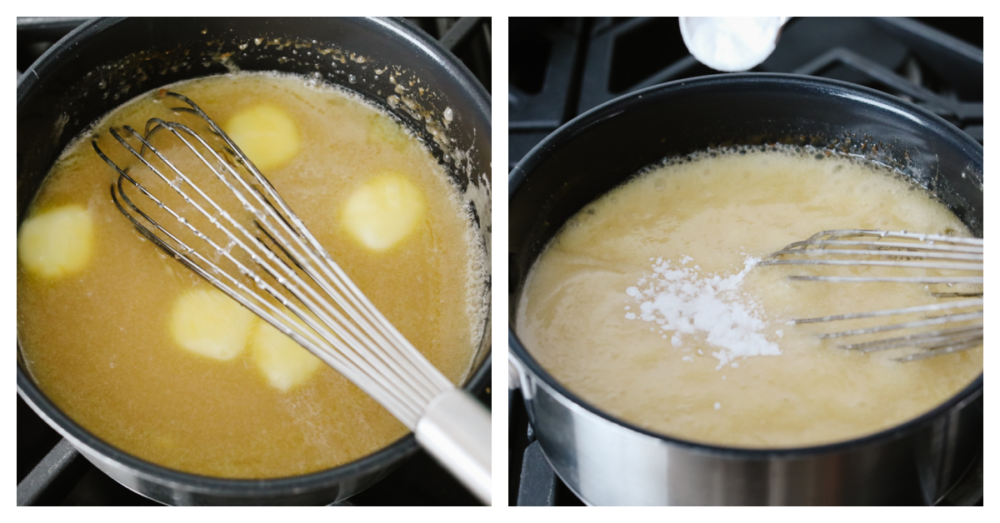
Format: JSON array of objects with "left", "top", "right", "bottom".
[
  {"left": 508, "top": 74, "right": 983, "bottom": 449},
  {"left": 510, "top": 75, "right": 982, "bottom": 316}
]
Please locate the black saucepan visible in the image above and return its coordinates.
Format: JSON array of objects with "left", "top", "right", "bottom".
[
  {"left": 18, "top": 17, "right": 492, "bottom": 506},
  {"left": 509, "top": 73, "right": 981, "bottom": 505}
]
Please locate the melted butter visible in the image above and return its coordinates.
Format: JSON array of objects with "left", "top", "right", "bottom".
[
  {"left": 17, "top": 72, "right": 483, "bottom": 478},
  {"left": 516, "top": 147, "right": 982, "bottom": 448}
]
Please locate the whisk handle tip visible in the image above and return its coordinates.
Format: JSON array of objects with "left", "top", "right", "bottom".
[{"left": 416, "top": 388, "right": 492, "bottom": 505}]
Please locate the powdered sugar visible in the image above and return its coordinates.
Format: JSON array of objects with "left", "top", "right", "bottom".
[
  {"left": 624, "top": 255, "right": 781, "bottom": 369},
  {"left": 679, "top": 17, "right": 789, "bottom": 72}
]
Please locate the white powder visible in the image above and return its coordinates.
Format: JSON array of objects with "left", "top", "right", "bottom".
[
  {"left": 625, "top": 255, "right": 781, "bottom": 369},
  {"left": 679, "top": 17, "right": 789, "bottom": 72},
  {"left": 714, "top": 402, "right": 722, "bottom": 410}
]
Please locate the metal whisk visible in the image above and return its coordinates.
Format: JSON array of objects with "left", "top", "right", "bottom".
[
  {"left": 92, "top": 92, "right": 491, "bottom": 503},
  {"left": 760, "top": 229, "right": 983, "bottom": 362}
]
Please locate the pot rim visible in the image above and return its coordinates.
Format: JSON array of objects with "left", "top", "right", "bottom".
[
  {"left": 17, "top": 15, "right": 493, "bottom": 498},
  {"left": 508, "top": 72, "right": 984, "bottom": 460}
]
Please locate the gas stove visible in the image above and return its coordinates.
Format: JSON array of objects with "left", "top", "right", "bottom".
[
  {"left": 16, "top": 16, "right": 491, "bottom": 506},
  {"left": 508, "top": 16, "right": 983, "bottom": 506}
]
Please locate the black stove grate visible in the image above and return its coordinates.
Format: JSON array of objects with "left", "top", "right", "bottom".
[
  {"left": 509, "top": 17, "right": 982, "bottom": 171},
  {"left": 16, "top": 16, "right": 491, "bottom": 507},
  {"left": 508, "top": 16, "right": 983, "bottom": 506}
]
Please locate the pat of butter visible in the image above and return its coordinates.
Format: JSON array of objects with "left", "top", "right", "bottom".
[
  {"left": 342, "top": 172, "right": 425, "bottom": 251},
  {"left": 169, "top": 289, "right": 255, "bottom": 360},
  {"left": 250, "top": 319, "right": 323, "bottom": 391},
  {"left": 18, "top": 205, "right": 95, "bottom": 279},
  {"left": 224, "top": 104, "right": 301, "bottom": 172}
]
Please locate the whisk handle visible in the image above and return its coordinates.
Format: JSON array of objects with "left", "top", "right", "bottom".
[{"left": 415, "top": 388, "right": 492, "bottom": 505}]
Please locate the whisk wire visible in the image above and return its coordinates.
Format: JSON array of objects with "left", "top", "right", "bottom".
[
  {"left": 92, "top": 92, "right": 491, "bottom": 503},
  {"left": 211, "top": 121, "right": 456, "bottom": 396},
  {"left": 791, "top": 298, "right": 983, "bottom": 324},
  {"left": 118, "top": 191, "right": 423, "bottom": 422},
  {"left": 763, "top": 258, "right": 982, "bottom": 271},
  {"left": 172, "top": 90, "right": 456, "bottom": 396},
  {"left": 815, "top": 311, "right": 983, "bottom": 339},
  {"left": 840, "top": 324, "right": 984, "bottom": 353},
  {"left": 94, "top": 94, "right": 453, "bottom": 427},
  {"left": 804, "top": 229, "right": 983, "bottom": 245},
  {"left": 105, "top": 148, "right": 428, "bottom": 425},
  {"left": 777, "top": 239, "right": 984, "bottom": 254},
  {"left": 765, "top": 229, "right": 984, "bottom": 362},
  {"left": 897, "top": 339, "right": 984, "bottom": 362},
  {"left": 767, "top": 247, "right": 982, "bottom": 261}
]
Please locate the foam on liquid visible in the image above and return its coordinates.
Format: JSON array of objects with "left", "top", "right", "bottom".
[
  {"left": 18, "top": 72, "right": 485, "bottom": 478},
  {"left": 516, "top": 145, "right": 982, "bottom": 448}
]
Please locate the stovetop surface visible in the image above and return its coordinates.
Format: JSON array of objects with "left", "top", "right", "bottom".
[
  {"left": 16, "top": 16, "right": 491, "bottom": 507},
  {"left": 508, "top": 16, "right": 983, "bottom": 507},
  {"left": 509, "top": 17, "right": 982, "bottom": 171}
]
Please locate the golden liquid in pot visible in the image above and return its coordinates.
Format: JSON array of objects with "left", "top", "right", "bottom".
[
  {"left": 516, "top": 146, "right": 982, "bottom": 448},
  {"left": 17, "top": 73, "right": 485, "bottom": 478}
]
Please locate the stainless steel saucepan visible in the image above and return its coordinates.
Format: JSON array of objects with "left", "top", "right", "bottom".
[{"left": 508, "top": 74, "right": 982, "bottom": 506}]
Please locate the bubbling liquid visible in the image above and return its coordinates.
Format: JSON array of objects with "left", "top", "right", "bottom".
[
  {"left": 516, "top": 145, "right": 982, "bottom": 448},
  {"left": 18, "top": 72, "right": 486, "bottom": 478}
]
